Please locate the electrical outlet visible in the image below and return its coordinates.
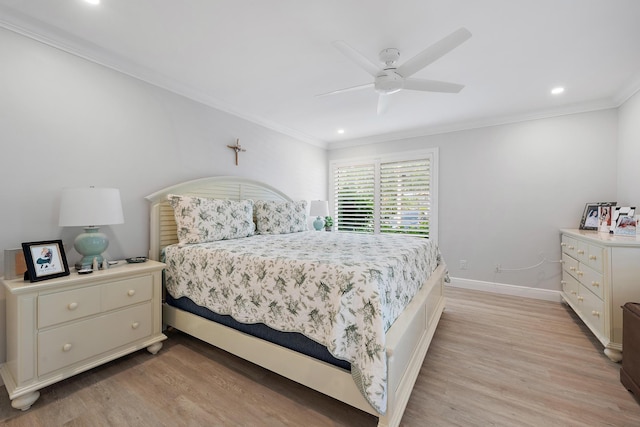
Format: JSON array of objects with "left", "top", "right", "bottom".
[{"left": 460, "top": 260, "right": 468, "bottom": 270}]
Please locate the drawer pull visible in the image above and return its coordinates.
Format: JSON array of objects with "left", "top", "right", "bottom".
[
  {"left": 570, "top": 266, "right": 576, "bottom": 271},
  {"left": 561, "top": 242, "right": 567, "bottom": 247},
  {"left": 592, "top": 310, "right": 600, "bottom": 317},
  {"left": 131, "top": 322, "right": 140, "bottom": 330},
  {"left": 568, "top": 245, "right": 575, "bottom": 250},
  {"left": 577, "top": 270, "right": 584, "bottom": 276},
  {"left": 62, "top": 343, "right": 72, "bottom": 352},
  {"left": 67, "top": 302, "right": 78, "bottom": 311},
  {"left": 560, "top": 280, "right": 566, "bottom": 285},
  {"left": 577, "top": 250, "right": 585, "bottom": 255},
  {"left": 127, "top": 290, "right": 136, "bottom": 297},
  {"left": 591, "top": 281, "right": 600, "bottom": 287},
  {"left": 571, "top": 291, "right": 577, "bottom": 295},
  {"left": 577, "top": 296, "right": 584, "bottom": 302},
  {"left": 589, "top": 255, "right": 597, "bottom": 260}
]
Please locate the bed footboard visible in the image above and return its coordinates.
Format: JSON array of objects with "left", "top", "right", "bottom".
[{"left": 163, "top": 263, "right": 446, "bottom": 427}]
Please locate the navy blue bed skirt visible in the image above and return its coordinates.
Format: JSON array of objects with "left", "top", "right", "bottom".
[{"left": 165, "top": 293, "right": 351, "bottom": 371}]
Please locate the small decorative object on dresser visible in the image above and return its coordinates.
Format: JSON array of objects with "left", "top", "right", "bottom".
[
  {"left": 21, "top": 240, "right": 70, "bottom": 282},
  {"left": 0, "top": 260, "right": 166, "bottom": 410},
  {"left": 560, "top": 229, "right": 640, "bottom": 362}
]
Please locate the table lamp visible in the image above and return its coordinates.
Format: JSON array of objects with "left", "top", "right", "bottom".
[
  {"left": 310, "top": 200, "right": 329, "bottom": 231},
  {"left": 59, "top": 187, "right": 124, "bottom": 269}
]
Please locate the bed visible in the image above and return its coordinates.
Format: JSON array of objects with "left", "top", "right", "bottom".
[{"left": 145, "top": 176, "right": 447, "bottom": 427}]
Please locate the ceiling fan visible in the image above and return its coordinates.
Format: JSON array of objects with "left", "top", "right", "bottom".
[{"left": 321, "top": 27, "right": 472, "bottom": 114}]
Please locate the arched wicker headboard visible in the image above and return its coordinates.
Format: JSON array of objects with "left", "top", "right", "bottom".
[{"left": 145, "top": 176, "right": 291, "bottom": 261}]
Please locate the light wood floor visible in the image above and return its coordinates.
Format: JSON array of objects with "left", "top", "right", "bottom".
[{"left": 1, "top": 287, "right": 640, "bottom": 426}]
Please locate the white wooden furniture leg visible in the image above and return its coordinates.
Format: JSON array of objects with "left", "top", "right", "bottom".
[
  {"left": 147, "top": 342, "right": 163, "bottom": 355},
  {"left": 11, "top": 391, "right": 40, "bottom": 411}
]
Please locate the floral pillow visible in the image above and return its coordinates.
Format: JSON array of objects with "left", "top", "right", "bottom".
[
  {"left": 167, "top": 194, "right": 255, "bottom": 244},
  {"left": 254, "top": 200, "right": 308, "bottom": 234}
]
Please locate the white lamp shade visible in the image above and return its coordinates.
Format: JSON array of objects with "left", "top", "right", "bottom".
[
  {"left": 309, "top": 200, "right": 329, "bottom": 218},
  {"left": 59, "top": 187, "right": 124, "bottom": 227}
]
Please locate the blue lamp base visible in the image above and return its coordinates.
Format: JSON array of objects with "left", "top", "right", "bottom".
[
  {"left": 74, "top": 226, "right": 109, "bottom": 269},
  {"left": 313, "top": 216, "right": 325, "bottom": 231}
]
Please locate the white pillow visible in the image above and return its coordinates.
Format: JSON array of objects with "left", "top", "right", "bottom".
[
  {"left": 254, "top": 200, "right": 308, "bottom": 234},
  {"left": 167, "top": 195, "right": 255, "bottom": 244}
]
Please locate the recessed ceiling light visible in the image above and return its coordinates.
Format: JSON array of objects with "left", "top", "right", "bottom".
[
  {"left": 337, "top": 129, "right": 345, "bottom": 134},
  {"left": 551, "top": 86, "right": 565, "bottom": 95},
  {"left": 84, "top": 0, "right": 100, "bottom": 5}
]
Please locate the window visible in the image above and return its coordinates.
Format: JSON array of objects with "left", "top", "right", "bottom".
[{"left": 330, "top": 148, "right": 438, "bottom": 241}]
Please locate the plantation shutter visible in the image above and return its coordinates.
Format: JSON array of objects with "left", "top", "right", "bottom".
[
  {"left": 330, "top": 148, "right": 437, "bottom": 239},
  {"left": 379, "top": 158, "right": 431, "bottom": 237},
  {"left": 333, "top": 163, "right": 375, "bottom": 233}
]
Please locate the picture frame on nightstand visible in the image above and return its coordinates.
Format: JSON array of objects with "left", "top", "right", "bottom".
[{"left": 21, "top": 240, "right": 70, "bottom": 282}]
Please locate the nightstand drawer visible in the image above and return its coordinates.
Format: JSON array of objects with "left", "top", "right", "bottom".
[
  {"left": 38, "top": 286, "right": 101, "bottom": 329},
  {"left": 102, "top": 275, "right": 152, "bottom": 311},
  {"left": 38, "top": 302, "right": 152, "bottom": 376}
]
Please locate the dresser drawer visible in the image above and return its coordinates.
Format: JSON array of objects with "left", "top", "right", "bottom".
[
  {"left": 578, "top": 263, "right": 604, "bottom": 300},
  {"left": 585, "top": 244, "right": 604, "bottom": 273},
  {"left": 561, "top": 272, "right": 580, "bottom": 306},
  {"left": 38, "top": 286, "right": 101, "bottom": 329},
  {"left": 101, "top": 275, "right": 152, "bottom": 311},
  {"left": 562, "top": 253, "right": 579, "bottom": 279},
  {"left": 579, "top": 285, "right": 605, "bottom": 337},
  {"left": 561, "top": 236, "right": 578, "bottom": 256},
  {"left": 38, "top": 302, "right": 152, "bottom": 376}
]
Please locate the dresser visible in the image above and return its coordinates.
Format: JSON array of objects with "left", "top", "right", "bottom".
[
  {"left": 560, "top": 229, "right": 640, "bottom": 362},
  {"left": 0, "top": 260, "right": 166, "bottom": 410}
]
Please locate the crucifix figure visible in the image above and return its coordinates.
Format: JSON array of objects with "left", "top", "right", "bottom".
[{"left": 227, "top": 139, "right": 246, "bottom": 166}]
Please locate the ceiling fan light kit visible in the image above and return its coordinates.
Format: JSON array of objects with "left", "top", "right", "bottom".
[{"left": 325, "top": 27, "right": 472, "bottom": 113}]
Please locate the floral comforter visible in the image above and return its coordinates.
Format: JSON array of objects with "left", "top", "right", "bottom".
[{"left": 163, "top": 231, "right": 442, "bottom": 414}]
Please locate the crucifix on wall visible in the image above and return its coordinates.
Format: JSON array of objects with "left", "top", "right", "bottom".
[{"left": 227, "top": 139, "right": 246, "bottom": 166}]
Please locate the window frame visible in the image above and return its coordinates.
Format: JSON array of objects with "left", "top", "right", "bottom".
[{"left": 329, "top": 147, "right": 439, "bottom": 243}]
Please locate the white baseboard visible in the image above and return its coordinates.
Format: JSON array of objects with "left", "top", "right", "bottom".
[{"left": 447, "top": 277, "right": 562, "bottom": 303}]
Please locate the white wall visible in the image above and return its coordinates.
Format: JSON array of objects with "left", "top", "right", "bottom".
[
  {"left": 0, "top": 28, "right": 327, "bottom": 363},
  {"left": 328, "top": 110, "right": 620, "bottom": 293},
  {"left": 617, "top": 90, "right": 640, "bottom": 205}
]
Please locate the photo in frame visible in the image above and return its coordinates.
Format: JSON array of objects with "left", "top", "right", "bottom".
[
  {"left": 597, "top": 203, "right": 616, "bottom": 233},
  {"left": 612, "top": 206, "right": 636, "bottom": 236},
  {"left": 21, "top": 240, "right": 70, "bottom": 282},
  {"left": 579, "top": 202, "right": 616, "bottom": 230}
]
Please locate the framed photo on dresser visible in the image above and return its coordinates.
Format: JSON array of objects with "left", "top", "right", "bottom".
[
  {"left": 579, "top": 202, "right": 616, "bottom": 231},
  {"left": 612, "top": 206, "right": 636, "bottom": 235}
]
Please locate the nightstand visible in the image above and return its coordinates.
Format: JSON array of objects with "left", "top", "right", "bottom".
[{"left": 0, "top": 260, "right": 167, "bottom": 410}]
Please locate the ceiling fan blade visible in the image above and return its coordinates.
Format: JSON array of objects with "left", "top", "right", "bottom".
[
  {"left": 377, "top": 94, "right": 390, "bottom": 115},
  {"left": 396, "top": 27, "right": 472, "bottom": 78},
  {"left": 403, "top": 78, "right": 464, "bottom": 93},
  {"left": 316, "top": 82, "right": 374, "bottom": 97},
  {"left": 332, "top": 40, "right": 380, "bottom": 77}
]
